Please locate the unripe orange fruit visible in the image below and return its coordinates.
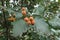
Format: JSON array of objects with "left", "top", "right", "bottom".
[
  {"left": 8, "top": 16, "right": 16, "bottom": 22},
  {"left": 29, "top": 16, "right": 34, "bottom": 21},
  {"left": 21, "top": 7, "right": 26, "bottom": 11},
  {"left": 24, "top": 17, "right": 29, "bottom": 22},
  {"left": 27, "top": 20, "right": 31, "bottom": 25},
  {"left": 31, "top": 20, "right": 35, "bottom": 25},
  {"left": 22, "top": 11, "right": 26, "bottom": 16}
]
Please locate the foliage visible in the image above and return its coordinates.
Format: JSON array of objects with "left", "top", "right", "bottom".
[{"left": 0, "top": 0, "right": 60, "bottom": 40}]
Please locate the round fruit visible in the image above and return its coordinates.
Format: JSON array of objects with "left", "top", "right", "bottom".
[
  {"left": 22, "top": 11, "right": 26, "bottom": 16},
  {"left": 24, "top": 17, "right": 29, "bottom": 22},
  {"left": 22, "top": 7, "right": 26, "bottom": 11},
  {"left": 8, "top": 17, "right": 16, "bottom": 22},
  {"left": 27, "top": 20, "right": 31, "bottom": 25},
  {"left": 31, "top": 20, "right": 35, "bottom": 25},
  {"left": 29, "top": 16, "right": 34, "bottom": 21}
]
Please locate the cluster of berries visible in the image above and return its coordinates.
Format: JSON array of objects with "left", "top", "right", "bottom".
[{"left": 21, "top": 7, "right": 35, "bottom": 25}]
